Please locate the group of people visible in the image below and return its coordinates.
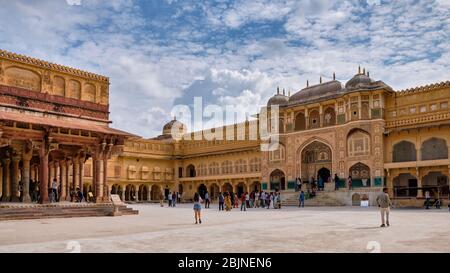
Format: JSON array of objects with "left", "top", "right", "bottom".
[
  {"left": 294, "top": 174, "right": 354, "bottom": 192},
  {"left": 160, "top": 191, "right": 181, "bottom": 207},
  {"left": 16, "top": 178, "right": 88, "bottom": 203},
  {"left": 216, "top": 190, "right": 282, "bottom": 212}
]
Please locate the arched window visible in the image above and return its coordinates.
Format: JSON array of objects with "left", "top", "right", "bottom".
[
  {"left": 221, "top": 161, "right": 233, "bottom": 174},
  {"left": 186, "top": 164, "right": 196, "bottom": 177},
  {"left": 393, "top": 141, "right": 416, "bottom": 162},
  {"left": 235, "top": 159, "right": 247, "bottom": 173},
  {"left": 279, "top": 118, "right": 284, "bottom": 133},
  {"left": 323, "top": 107, "right": 336, "bottom": 126},
  {"left": 309, "top": 110, "right": 320, "bottom": 129},
  {"left": 198, "top": 163, "right": 207, "bottom": 176},
  {"left": 347, "top": 129, "right": 371, "bottom": 157},
  {"left": 421, "top": 138, "right": 448, "bottom": 161},
  {"left": 249, "top": 157, "right": 261, "bottom": 172},
  {"left": 208, "top": 162, "right": 220, "bottom": 175},
  {"left": 294, "top": 112, "right": 306, "bottom": 131},
  {"left": 269, "top": 144, "right": 285, "bottom": 162}
]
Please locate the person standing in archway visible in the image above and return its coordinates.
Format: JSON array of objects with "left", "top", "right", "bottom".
[
  {"left": 204, "top": 191, "right": 210, "bottom": 209},
  {"left": 348, "top": 176, "right": 353, "bottom": 190}
]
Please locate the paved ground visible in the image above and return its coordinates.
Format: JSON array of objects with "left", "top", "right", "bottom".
[{"left": 0, "top": 204, "right": 449, "bottom": 253}]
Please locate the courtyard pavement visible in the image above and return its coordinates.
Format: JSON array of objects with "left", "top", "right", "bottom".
[{"left": 0, "top": 204, "right": 448, "bottom": 253}]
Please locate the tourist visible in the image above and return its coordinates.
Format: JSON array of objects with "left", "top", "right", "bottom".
[
  {"left": 299, "top": 191, "right": 305, "bottom": 207},
  {"left": 424, "top": 190, "right": 431, "bottom": 209},
  {"left": 254, "top": 191, "right": 260, "bottom": 208},
  {"left": 296, "top": 177, "right": 302, "bottom": 191},
  {"left": 266, "top": 192, "right": 271, "bottom": 209},
  {"left": 218, "top": 192, "right": 224, "bottom": 211},
  {"left": 348, "top": 176, "right": 353, "bottom": 190},
  {"left": 225, "top": 192, "right": 232, "bottom": 211},
  {"left": 246, "top": 192, "right": 250, "bottom": 208},
  {"left": 193, "top": 193, "right": 202, "bottom": 224},
  {"left": 249, "top": 191, "right": 254, "bottom": 208},
  {"left": 172, "top": 192, "right": 177, "bottom": 207},
  {"left": 204, "top": 191, "right": 210, "bottom": 209},
  {"left": 334, "top": 174, "right": 340, "bottom": 191},
  {"left": 76, "top": 187, "right": 83, "bottom": 203},
  {"left": 167, "top": 191, "right": 172, "bottom": 207},
  {"left": 240, "top": 192, "right": 247, "bottom": 211},
  {"left": 376, "top": 188, "right": 392, "bottom": 227},
  {"left": 52, "top": 178, "right": 58, "bottom": 202},
  {"left": 177, "top": 192, "right": 181, "bottom": 203},
  {"left": 318, "top": 176, "right": 324, "bottom": 191},
  {"left": 234, "top": 193, "right": 239, "bottom": 208},
  {"left": 276, "top": 192, "right": 282, "bottom": 209},
  {"left": 159, "top": 192, "right": 164, "bottom": 207},
  {"left": 230, "top": 192, "right": 235, "bottom": 208},
  {"left": 260, "top": 191, "right": 265, "bottom": 208}
]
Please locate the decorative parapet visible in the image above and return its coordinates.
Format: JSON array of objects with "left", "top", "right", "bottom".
[
  {"left": 385, "top": 111, "right": 450, "bottom": 129},
  {"left": 395, "top": 81, "right": 450, "bottom": 96},
  {"left": 0, "top": 49, "right": 109, "bottom": 83}
]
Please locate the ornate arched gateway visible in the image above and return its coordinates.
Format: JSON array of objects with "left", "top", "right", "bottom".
[
  {"left": 270, "top": 169, "right": 285, "bottom": 191},
  {"left": 299, "top": 141, "right": 332, "bottom": 183}
]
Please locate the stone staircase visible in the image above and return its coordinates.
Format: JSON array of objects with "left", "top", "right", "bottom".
[
  {"left": 281, "top": 191, "right": 346, "bottom": 207},
  {"left": 0, "top": 203, "right": 138, "bottom": 221}
]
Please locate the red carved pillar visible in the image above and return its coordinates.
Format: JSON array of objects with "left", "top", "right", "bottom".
[
  {"left": 65, "top": 160, "right": 70, "bottom": 201},
  {"left": 39, "top": 144, "right": 49, "bottom": 204},
  {"left": 72, "top": 156, "right": 80, "bottom": 191},
  {"left": 59, "top": 160, "right": 67, "bottom": 201},
  {"left": 10, "top": 155, "right": 21, "bottom": 202},
  {"left": 21, "top": 151, "right": 33, "bottom": 203},
  {"left": 103, "top": 156, "right": 109, "bottom": 201},
  {"left": 1, "top": 158, "right": 10, "bottom": 201}
]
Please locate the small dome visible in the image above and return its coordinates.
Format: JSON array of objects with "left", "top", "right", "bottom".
[
  {"left": 162, "top": 118, "right": 186, "bottom": 138},
  {"left": 267, "top": 93, "right": 289, "bottom": 107},
  {"left": 289, "top": 81, "right": 343, "bottom": 105},
  {"left": 345, "top": 73, "right": 372, "bottom": 89}
]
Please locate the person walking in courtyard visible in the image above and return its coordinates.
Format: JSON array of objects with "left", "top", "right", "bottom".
[
  {"left": 348, "top": 175, "right": 353, "bottom": 190},
  {"left": 193, "top": 193, "right": 202, "bottom": 224},
  {"left": 172, "top": 192, "right": 177, "bottom": 207},
  {"left": 234, "top": 193, "right": 239, "bottom": 208},
  {"left": 318, "top": 176, "right": 324, "bottom": 191},
  {"left": 168, "top": 191, "right": 173, "bottom": 207},
  {"left": 334, "top": 174, "right": 340, "bottom": 191},
  {"left": 246, "top": 192, "right": 250, "bottom": 208},
  {"left": 255, "top": 191, "right": 260, "bottom": 208},
  {"left": 241, "top": 192, "right": 247, "bottom": 211},
  {"left": 260, "top": 191, "right": 266, "bottom": 208},
  {"left": 177, "top": 192, "right": 181, "bottom": 203},
  {"left": 225, "top": 192, "right": 232, "bottom": 211},
  {"left": 276, "top": 192, "right": 282, "bottom": 209},
  {"left": 159, "top": 192, "right": 165, "bottom": 207},
  {"left": 266, "top": 192, "right": 271, "bottom": 209},
  {"left": 299, "top": 191, "right": 305, "bottom": 207},
  {"left": 376, "top": 188, "right": 392, "bottom": 227},
  {"left": 296, "top": 177, "right": 302, "bottom": 191},
  {"left": 218, "top": 192, "right": 224, "bottom": 211},
  {"left": 204, "top": 191, "right": 210, "bottom": 209}
]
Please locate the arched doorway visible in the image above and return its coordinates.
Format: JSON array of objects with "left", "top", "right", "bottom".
[
  {"left": 250, "top": 181, "right": 262, "bottom": 192},
  {"left": 186, "top": 164, "right": 196, "bottom": 177},
  {"left": 393, "top": 173, "right": 417, "bottom": 197},
  {"left": 178, "top": 184, "right": 183, "bottom": 195},
  {"left": 236, "top": 182, "right": 246, "bottom": 198},
  {"left": 422, "top": 172, "right": 449, "bottom": 198},
  {"left": 300, "top": 141, "right": 332, "bottom": 183},
  {"left": 222, "top": 182, "right": 233, "bottom": 193},
  {"left": 317, "top": 167, "right": 331, "bottom": 184},
  {"left": 270, "top": 169, "right": 285, "bottom": 192},
  {"left": 349, "top": 163, "right": 371, "bottom": 187},
  {"left": 125, "top": 184, "right": 136, "bottom": 202},
  {"left": 138, "top": 185, "right": 148, "bottom": 202},
  {"left": 198, "top": 184, "right": 207, "bottom": 199},
  {"left": 352, "top": 193, "right": 361, "bottom": 206},
  {"left": 111, "top": 184, "right": 120, "bottom": 195},
  {"left": 209, "top": 184, "right": 220, "bottom": 200},
  {"left": 151, "top": 185, "right": 161, "bottom": 201}
]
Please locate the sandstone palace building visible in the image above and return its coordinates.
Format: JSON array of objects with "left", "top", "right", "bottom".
[{"left": 0, "top": 49, "right": 449, "bottom": 207}]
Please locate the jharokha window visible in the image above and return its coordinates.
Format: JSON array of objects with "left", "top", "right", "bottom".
[
  {"left": 249, "top": 158, "right": 261, "bottom": 172},
  {"left": 235, "top": 159, "right": 247, "bottom": 173},
  {"left": 347, "top": 130, "right": 371, "bottom": 157},
  {"left": 221, "top": 161, "right": 233, "bottom": 174},
  {"left": 269, "top": 144, "right": 286, "bottom": 162}
]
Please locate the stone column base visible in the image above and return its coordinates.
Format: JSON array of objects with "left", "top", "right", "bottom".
[
  {"left": 10, "top": 196, "right": 20, "bottom": 202},
  {"left": 22, "top": 195, "right": 32, "bottom": 203}
]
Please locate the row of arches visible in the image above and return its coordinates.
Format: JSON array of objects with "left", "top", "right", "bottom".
[
  {"left": 185, "top": 158, "right": 262, "bottom": 178},
  {"left": 197, "top": 181, "right": 262, "bottom": 199},
  {"left": 111, "top": 184, "right": 167, "bottom": 202},
  {"left": 277, "top": 107, "right": 337, "bottom": 133},
  {"left": 393, "top": 138, "right": 449, "bottom": 162},
  {"left": 393, "top": 172, "right": 449, "bottom": 198}
]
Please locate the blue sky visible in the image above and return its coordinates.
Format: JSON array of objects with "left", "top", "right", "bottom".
[{"left": 0, "top": 0, "right": 449, "bottom": 137}]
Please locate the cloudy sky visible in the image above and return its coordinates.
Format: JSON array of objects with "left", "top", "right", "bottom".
[{"left": 0, "top": 0, "right": 449, "bottom": 137}]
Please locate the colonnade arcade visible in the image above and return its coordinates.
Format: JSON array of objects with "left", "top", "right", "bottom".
[{"left": 0, "top": 123, "right": 126, "bottom": 204}]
